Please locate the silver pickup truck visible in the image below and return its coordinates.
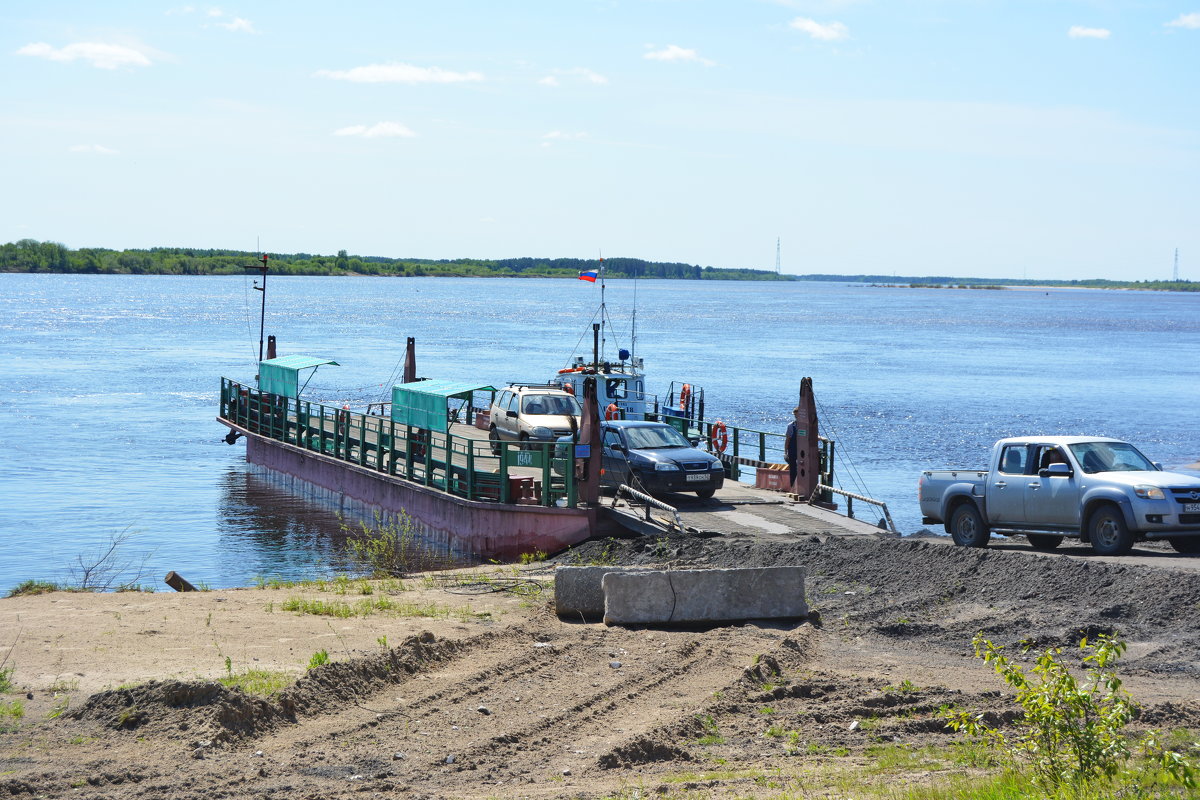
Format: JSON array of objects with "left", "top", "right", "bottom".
[{"left": 919, "top": 436, "right": 1200, "bottom": 556}]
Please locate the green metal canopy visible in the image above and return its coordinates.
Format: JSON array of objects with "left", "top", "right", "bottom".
[
  {"left": 392, "top": 379, "right": 495, "bottom": 433},
  {"left": 259, "top": 355, "right": 339, "bottom": 397}
]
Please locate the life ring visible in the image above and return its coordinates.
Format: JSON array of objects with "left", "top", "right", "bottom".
[
  {"left": 558, "top": 367, "right": 580, "bottom": 374},
  {"left": 562, "top": 383, "right": 574, "bottom": 395},
  {"left": 679, "top": 383, "right": 691, "bottom": 411},
  {"left": 710, "top": 420, "right": 728, "bottom": 454},
  {"left": 605, "top": 403, "right": 620, "bottom": 421}
]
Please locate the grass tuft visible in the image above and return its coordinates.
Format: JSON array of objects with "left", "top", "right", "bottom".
[
  {"left": 6, "top": 580, "right": 61, "bottom": 598},
  {"left": 218, "top": 669, "right": 293, "bottom": 697}
]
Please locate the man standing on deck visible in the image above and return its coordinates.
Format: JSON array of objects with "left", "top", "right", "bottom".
[{"left": 785, "top": 408, "right": 800, "bottom": 489}]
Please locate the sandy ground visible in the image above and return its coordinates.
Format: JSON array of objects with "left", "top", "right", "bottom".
[{"left": 3, "top": 534, "right": 1200, "bottom": 799}]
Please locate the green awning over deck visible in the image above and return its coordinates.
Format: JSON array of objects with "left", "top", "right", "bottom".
[
  {"left": 391, "top": 379, "right": 495, "bottom": 433},
  {"left": 259, "top": 355, "right": 339, "bottom": 397}
]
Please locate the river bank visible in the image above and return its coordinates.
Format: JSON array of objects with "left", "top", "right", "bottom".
[{"left": 3, "top": 534, "right": 1200, "bottom": 799}]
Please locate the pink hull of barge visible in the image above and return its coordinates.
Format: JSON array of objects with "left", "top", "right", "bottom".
[{"left": 241, "top": 429, "right": 596, "bottom": 560}]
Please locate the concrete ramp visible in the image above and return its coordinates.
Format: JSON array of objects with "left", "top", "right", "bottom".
[{"left": 603, "top": 484, "right": 887, "bottom": 541}]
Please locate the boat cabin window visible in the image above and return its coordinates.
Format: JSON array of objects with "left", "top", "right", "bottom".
[
  {"left": 999, "top": 446, "right": 1027, "bottom": 475},
  {"left": 606, "top": 379, "right": 627, "bottom": 400}
]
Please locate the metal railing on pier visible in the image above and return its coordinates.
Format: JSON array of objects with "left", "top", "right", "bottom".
[
  {"left": 613, "top": 484, "right": 684, "bottom": 532},
  {"left": 809, "top": 484, "right": 897, "bottom": 533}
]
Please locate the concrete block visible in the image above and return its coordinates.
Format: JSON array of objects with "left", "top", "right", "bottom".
[
  {"left": 554, "top": 566, "right": 649, "bottom": 619},
  {"left": 601, "top": 566, "right": 807, "bottom": 626}
]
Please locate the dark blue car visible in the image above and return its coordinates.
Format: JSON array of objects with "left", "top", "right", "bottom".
[{"left": 599, "top": 420, "right": 725, "bottom": 499}]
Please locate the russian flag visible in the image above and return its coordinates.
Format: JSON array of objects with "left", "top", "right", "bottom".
[{"left": 578, "top": 269, "right": 598, "bottom": 282}]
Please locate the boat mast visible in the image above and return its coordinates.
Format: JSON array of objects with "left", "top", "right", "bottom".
[
  {"left": 243, "top": 254, "right": 270, "bottom": 364},
  {"left": 631, "top": 259, "right": 637, "bottom": 367},
  {"left": 598, "top": 253, "right": 606, "bottom": 364}
]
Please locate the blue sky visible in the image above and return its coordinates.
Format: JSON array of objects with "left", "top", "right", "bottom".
[{"left": 3, "top": 1, "right": 1197, "bottom": 280}]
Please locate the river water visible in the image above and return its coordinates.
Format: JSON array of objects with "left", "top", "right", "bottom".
[{"left": 1, "top": 274, "right": 1197, "bottom": 590}]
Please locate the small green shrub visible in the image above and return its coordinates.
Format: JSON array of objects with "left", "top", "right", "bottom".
[
  {"left": 0, "top": 665, "right": 13, "bottom": 693},
  {"left": 343, "top": 512, "right": 448, "bottom": 577},
  {"left": 946, "top": 632, "right": 1198, "bottom": 795},
  {"left": 307, "top": 650, "right": 330, "bottom": 670},
  {"left": 6, "top": 580, "right": 60, "bottom": 598}
]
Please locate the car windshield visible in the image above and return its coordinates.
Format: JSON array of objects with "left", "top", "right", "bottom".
[
  {"left": 521, "top": 394, "right": 581, "bottom": 416},
  {"left": 622, "top": 425, "right": 691, "bottom": 450},
  {"left": 1068, "top": 441, "right": 1156, "bottom": 474}
]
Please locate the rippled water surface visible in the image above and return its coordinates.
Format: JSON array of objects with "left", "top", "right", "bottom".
[{"left": 1, "top": 274, "right": 1197, "bottom": 589}]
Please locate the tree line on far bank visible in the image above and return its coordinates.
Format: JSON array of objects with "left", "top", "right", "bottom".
[{"left": 0, "top": 240, "right": 793, "bottom": 282}]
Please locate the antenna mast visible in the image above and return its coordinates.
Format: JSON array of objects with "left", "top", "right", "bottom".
[
  {"left": 243, "top": 254, "right": 269, "bottom": 364},
  {"left": 1174, "top": 248, "right": 1180, "bottom": 282},
  {"left": 598, "top": 253, "right": 606, "bottom": 363},
  {"left": 776, "top": 237, "right": 781, "bottom": 274}
]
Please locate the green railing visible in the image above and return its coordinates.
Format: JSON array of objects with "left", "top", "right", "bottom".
[
  {"left": 220, "top": 379, "right": 576, "bottom": 508},
  {"left": 645, "top": 408, "right": 834, "bottom": 502}
]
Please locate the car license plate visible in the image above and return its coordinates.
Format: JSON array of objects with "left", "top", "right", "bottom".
[
  {"left": 1184, "top": 503, "right": 1200, "bottom": 513},
  {"left": 685, "top": 473, "right": 708, "bottom": 483}
]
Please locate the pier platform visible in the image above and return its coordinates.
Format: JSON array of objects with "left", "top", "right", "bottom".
[{"left": 603, "top": 482, "right": 889, "bottom": 541}]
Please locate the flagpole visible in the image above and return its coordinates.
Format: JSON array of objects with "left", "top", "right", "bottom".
[{"left": 598, "top": 251, "right": 605, "bottom": 362}]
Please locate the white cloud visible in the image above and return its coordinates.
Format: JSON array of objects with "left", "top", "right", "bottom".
[
  {"left": 541, "top": 130, "right": 588, "bottom": 147},
  {"left": 207, "top": 7, "right": 224, "bottom": 16},
  {"left": 573, "top": 67, "right": 608, "bottom": 85},
  {"left": 17, "top": 41, "right": 153, "bottom": 69},
  {"left": 218, "top": 17, "right": 255, "bottom": 33},
  {"left": 538, "top": 67, "right": 608, "bottom": 87},
  {"left": 69, "top": 144, "right": 118, "bottom": 155},
  {"left": 1068, "top": 26, "right": 1111, "bottom": 39},
  {"left": 1166, "top": 13, "right": 1200, "bottom": 29},
  {"left": 333, "top": 122, "right": 417, "bottom": 139},
  {"left": 789, "top": 17, "right": 850, "bottom": 41},
  {"left": 771, "top": 0, "right": 861, "bottom": 8},
  {"left": 643, "top": 45, "right": 715, "bottom": 66},
  {"left": 315, "top": 63, "right": 484, "bottom": 84}
]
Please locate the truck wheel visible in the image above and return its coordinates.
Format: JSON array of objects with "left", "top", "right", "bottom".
[
  {"left": 489, "top": 426, "right": 501, "bottom": 456},
  {"left": 949, "top": 504, "right": 989, "bottom": 548},
  {"left": 1169, "top": 537, "right": 1200, "bottom": 554},
  {"left": 1026, "top": 534, "right": 1063, "bottom": 551},
  {"left": 1089, "top": 505, "right": 1133, "bottom": 556},
  {"left": 696, "top": 488, "right": 716, "bottom": 500}
]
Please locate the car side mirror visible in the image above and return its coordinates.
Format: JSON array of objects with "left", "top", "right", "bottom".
[
  {"left": 1040, "top": 463, "right": 1072, "bottom": 478},
  {"left": 1153, "top": 461, "right": 1163, "bottom": 471},
  {"left": 609, "top": 443, "right": 625, "bottom": 452},
  {"left": 506, "top": 410, "right": 518, "bottom": 418},
  {"left": 689, "top": 437, "right": 701, "bottom": 446}
]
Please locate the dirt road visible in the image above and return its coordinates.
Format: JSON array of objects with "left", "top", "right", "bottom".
[{"left": 2, "top": 533, "right": 1199, "bottom": 799}]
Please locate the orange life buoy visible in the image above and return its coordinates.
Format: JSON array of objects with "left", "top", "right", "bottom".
[
  {"left": 605, "top": 403, "right": 620, "bottom": 421},
  {"left": 558, "top": 367, "right": 580, "bottom": 374},
  {"left": 679, "top": 383, "right": 691, "bottom": 411},
  {"left": 710, "top": 420, "right": 728, "bottom": 454},
  {"left": 562, "top": 383, "right": 574, "bottom": 395}
]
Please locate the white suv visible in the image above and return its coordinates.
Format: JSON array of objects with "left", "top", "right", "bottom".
[{"left": 489, "top": 385, "right": 582, "bottom": 453}]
